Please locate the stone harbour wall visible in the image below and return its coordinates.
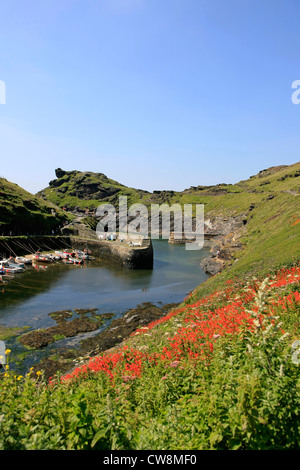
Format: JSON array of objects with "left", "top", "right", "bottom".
[{"left": 70, "top": 236, "right": 154, "bottom": 269}]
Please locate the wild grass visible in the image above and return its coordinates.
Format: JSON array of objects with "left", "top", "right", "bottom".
[{"left": 1, "top": 263, "right": 299, "bottom": 450}]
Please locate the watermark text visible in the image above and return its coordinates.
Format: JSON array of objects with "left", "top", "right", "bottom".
[
  {"left": 0, "top": 80, "right": 6, "bottom": 104},
  {"left": 291, "top": 80, "right": 300, "bottom": 105},
  {"left": 96, "top": 197, "right": 205, "bottom": 250}
]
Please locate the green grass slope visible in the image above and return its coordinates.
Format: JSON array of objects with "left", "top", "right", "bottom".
[
  {"left": 0, "top": 177, "right": 70, "bottom": 235},
  {"left": 186, "top": 163, "right": 300, "bottom": 305},
  {"left": 169, "top": 161, "right": 300, "bottom": 215}
]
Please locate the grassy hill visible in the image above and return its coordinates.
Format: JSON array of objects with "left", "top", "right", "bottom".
[
  {"left": 0, "top": 177, "right": 70, "bottom": 235},
  {"left": 39, "top": 163, "right": 300, "bottom": 216},
  {"left": 37, "top": 167, "right": 151, "bottom": 212}
]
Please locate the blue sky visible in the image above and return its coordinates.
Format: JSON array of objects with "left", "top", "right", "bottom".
[{"left": 0, "top": 0, "right": 300, "bottom": 194}]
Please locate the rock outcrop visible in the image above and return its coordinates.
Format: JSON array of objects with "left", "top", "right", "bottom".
[{"left": 200, "top": 214, "right": 246, "bottom": 276}]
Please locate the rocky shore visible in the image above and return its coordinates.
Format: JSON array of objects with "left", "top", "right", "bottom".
[
  {"left": 168, "top": 213, "right": 246, "bottom": 276},
  {"left": 27, "top": 302, "right": 178, "bottom": 381}
]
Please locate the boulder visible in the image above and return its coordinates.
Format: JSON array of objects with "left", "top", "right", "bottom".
[
  {"left": 200, "top": 256, "right": 225, "bottom": 276},
  {"left": 55, "top": 168, "right": 67, "bottom": 178}
]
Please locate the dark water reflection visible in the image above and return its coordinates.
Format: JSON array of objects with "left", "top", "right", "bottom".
[{"left": 0, "top": 240, "right": 210, "bottom": 330}]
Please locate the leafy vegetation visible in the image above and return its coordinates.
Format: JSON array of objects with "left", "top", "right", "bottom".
[
  {"left": 1, "top": 263, "right": 299, "bottom": 449},
  {"left": 0, "top": 177, "right": 70, "bottom": 235}
]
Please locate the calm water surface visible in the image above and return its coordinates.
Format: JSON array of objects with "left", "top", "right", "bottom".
[{"left": 0, "top": 240, "right": 210, "bottom": 330}]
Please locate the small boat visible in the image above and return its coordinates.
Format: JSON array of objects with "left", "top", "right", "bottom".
[
  {"left": 46, "top": 254, "right": 61, "bottom": 262},
  {"left": 15, "top": 256, "right": 32, "bottom": 265},
  {"left": 33, "top": 254, "right": 54, "bottom": 263},
  {"left": 56, "top": 250, "right": 72, "bottom": 259},
  {"left": 7, "top": 257, "right": 25, "bottom": 268},
  {"left": 0, "top": 261, "right": 24, "bottom": 274}
]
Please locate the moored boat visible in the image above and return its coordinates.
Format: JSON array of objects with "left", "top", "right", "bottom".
[
  {"left": 0, "top": 261, "right": 24, "bottom": 273},
  {"left": 7, "top": 257, "right": 25, "bottom": 268},
  {"left": 33, "top": 254, "right": 54, "bottom": 263},
  {"left": 15, "top": 256, "right": 32, "bottom": 265}
]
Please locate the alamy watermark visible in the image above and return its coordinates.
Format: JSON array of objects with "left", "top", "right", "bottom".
[
  {"left": 95, "top": 196, "right": 205, "bottom": 250},
  {"left": 291, "top": 80, "right": 300, "bottom": 105},
  {"left": 0, "top": 80, "right": 6, "bottom": 104},
  {"left": 0, "top": 340, "right": 6, "bottom": 366},
  {"left": 291, "top": 340, "right": 300, "bottom": 365}
]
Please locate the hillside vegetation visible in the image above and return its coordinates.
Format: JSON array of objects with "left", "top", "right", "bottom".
[
  {"left": 192, "top": 162, "right": 300, "bottom": 295},
  {"left": 39, "top": 163, "right": 300, "bottom": 216},
  {"left": 0, "top": 177, "right": 70, "bottom": 235},
  {"left": 37, "top": 167, "right": 150, "bottom": 211}
]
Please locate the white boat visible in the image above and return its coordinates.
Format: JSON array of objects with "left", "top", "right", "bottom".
[
  {"left": 46, "top": 254, "right": 61, "bottom": 261},
  {"left": 7, "top": 257, "right": 25, "bottom": 268},
  {"left": 15, "top": 256, "right": 32, "bottom": 265},
  {"left": 33, "top": 254, "right": 54, "bottom": 263},
  {"left": 56, "top": 250, "right": 72, "bottom": 259},
  {"left": 0, "top": 261, "right": 24, "bottom": 273}
]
